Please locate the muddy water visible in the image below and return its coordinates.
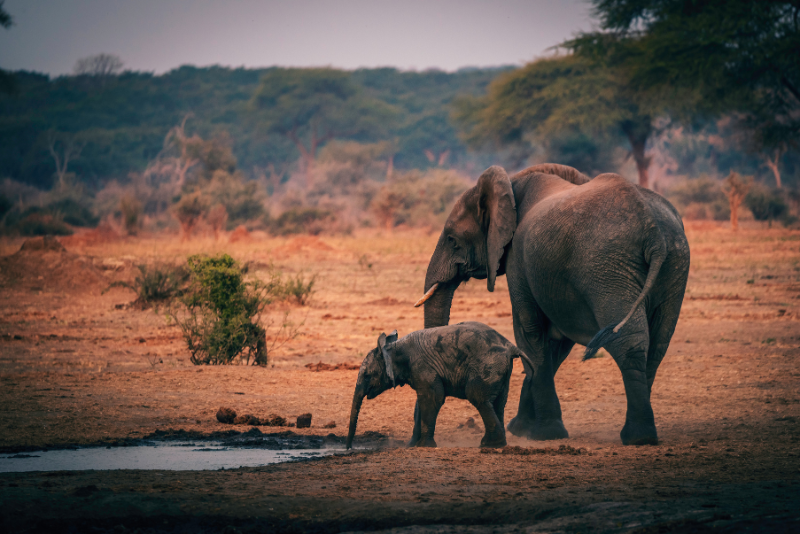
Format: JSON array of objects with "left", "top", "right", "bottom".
[{"left": 0, "top": 443, "right": 339, "bottom": 472}]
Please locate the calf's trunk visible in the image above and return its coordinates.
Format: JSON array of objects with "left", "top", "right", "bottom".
[{"left": 345, "top": 381, "right": 366, "bottom": 449}]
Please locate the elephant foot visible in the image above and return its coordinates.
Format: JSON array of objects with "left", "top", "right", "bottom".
[
  {"left": 508, "top": 417, "right": 568, "bottom": 440},
  {"left": 414, "top": 437, "right": 437, "bottom": 448},
  {"left": 507, "top": 415, "right": 535, "bottom": 438},
  {"left": 529, "top": 419, "right": 569, "bottom": 441},
  {"left": 480, "top": 434, "right": 507, "bottom": 448},
  {"left": 621, "top": 421, "right": 658, "bottom": 446}
]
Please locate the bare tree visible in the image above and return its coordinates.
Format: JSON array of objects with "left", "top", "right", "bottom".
[
  {"left": 762, "top": 148, "right": 784, "bottom": 189},
  {"left": 47, "top": 131, "right": 84, "bottom": 189},
  {"left": 73, "top": 53, "right": 124, "bottom": 77},
  {"left": 163, "top": 114, "right": 201, "bottom": 188}
]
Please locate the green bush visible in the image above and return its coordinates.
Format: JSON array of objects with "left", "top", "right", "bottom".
[
  {"left": 745, "top": 184, "right": 788, "bottom": 222},
  {"left": 267, "top": 271, "right": 316, "bottom": 305},
  {"left": 106, "top": 263, "right": 189, "bottom": 307},
  {"left": 172, "top": 254, "right": 269, "bottom": 366}
]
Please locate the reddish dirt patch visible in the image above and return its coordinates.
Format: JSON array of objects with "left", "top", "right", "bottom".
[
  {"left": 272, "top": 235, "right": 335, "bottom": 255},
  {"left": 227, "top": 225, "right": 252, "bottom": 243},
  {"left": 58, "top": 224, "right": 121, "bottom": 248},
  {"left": 0, "top": 238, "right": 111, "bottom": 292}
]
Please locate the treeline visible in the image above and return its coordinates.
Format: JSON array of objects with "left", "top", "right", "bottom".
[{"left": 0, "top": 66, "right": 510, "bottom": 188}]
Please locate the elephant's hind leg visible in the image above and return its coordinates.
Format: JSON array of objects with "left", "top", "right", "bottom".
[
  {"left": 476, "top": 400, "right": 507, "bottom": 448},
  {"left": 467, "top": 377, "right": 508, "bottom": 448},
  {"left": 604, "top": 310, "right": 657, "bottom": 445}
]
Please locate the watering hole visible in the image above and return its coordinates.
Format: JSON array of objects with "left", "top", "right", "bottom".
[{"left": 0, "top": 443, "right": 341, "bottom": 473}]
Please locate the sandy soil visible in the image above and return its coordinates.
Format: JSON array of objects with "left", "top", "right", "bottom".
[{"left": 1, "top": 223, "right": 799, "bottom": 533}]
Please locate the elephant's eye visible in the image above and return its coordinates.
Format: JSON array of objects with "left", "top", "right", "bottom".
[{"left": 448, "top": 235, "right": 459, "bottom": 249}]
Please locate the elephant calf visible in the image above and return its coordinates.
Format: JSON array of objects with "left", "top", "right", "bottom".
[{"left": 345, "top": 322, "right": 532, "bottom": 449}]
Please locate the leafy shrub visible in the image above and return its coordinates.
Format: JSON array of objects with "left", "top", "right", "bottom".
[
  {"left": 745, "top": 183, "right": 788, "bottom": 222},
  {"left": 371, "top": 169, "right": 469, "bottom": 229},
  {"left": 268, "top": 271, "right": 316, "bottom": 305},
  {"left": 268, "top": 207, "right": 333, "bottom": 235},
  {"left": 205, "top": 170, "right": 265, "bottom": 228},
  {"left": 172, "top": 193, "right": 208, "bottom": 238},
  {"left": 46, "top": 197, "right": 99, "bottom": 227},
  {"left": 16, "top": 211, "right": 73, "bottom": 236},
  {"left": 106, "top": 263, "right": 189, "bottom": 307},
  {"left": 667, "top": 177, "right": 730, "bottom": 221},
  {"left": 171, "top": 254, "right": 269, "bottom": 365},
  {"left": 120, "top": 195, "right": 142, "bottom": 235}
]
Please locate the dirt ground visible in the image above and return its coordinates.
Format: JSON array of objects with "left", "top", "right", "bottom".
[{"left": 1, "top": 223, "right": 799, "bottom": 533}]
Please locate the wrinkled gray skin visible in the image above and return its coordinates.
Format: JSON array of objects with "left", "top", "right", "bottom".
[
  {"left": 346, "top": 322, "right": 531, "bottom": 449},
  {"left": 422, "top": 164, "right": 690, "bottom": 445}
]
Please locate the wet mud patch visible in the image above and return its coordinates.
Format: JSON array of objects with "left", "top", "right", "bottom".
[{"left": 0, "top": 427, "right": 396, "bottom": 455}]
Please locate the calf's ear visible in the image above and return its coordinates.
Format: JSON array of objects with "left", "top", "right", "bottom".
[{"left": 378, "top": 331, "right": 397, "bottom": 387}]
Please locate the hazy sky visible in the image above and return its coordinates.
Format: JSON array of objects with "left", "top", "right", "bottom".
[{"left": 0, "top": 0, "right": 596, "bottom": 76}]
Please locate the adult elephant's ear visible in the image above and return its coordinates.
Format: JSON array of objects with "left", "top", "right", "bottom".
[
  {"left": 477, "top": 166, "right": 516, "bottom": 292},
  {"left": 378, "top": 331, "right": 398, "bottom": 387}
]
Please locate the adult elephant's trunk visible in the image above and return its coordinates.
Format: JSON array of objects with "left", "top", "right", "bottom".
[
  {"left": 422, "top": 281, "right": 457, "bottom": 329},
  {"left": 345, "top": 379, "right": 366, "bottom": 449},
  {"left": 421, "top": 234, "right": 460, "bottom": 329}
]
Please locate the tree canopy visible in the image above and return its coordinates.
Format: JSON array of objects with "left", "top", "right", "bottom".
[
  {"left": 454, "top": 55, "right": 656, "bottom": 185},
  {"left": 251, "top": 68, "right": 397, "bottom": 172},
  {"left": 0, "top": 0, "right": 14, "bottom": 94},
  {"left": 570, "top": 0, "right": 800, "bottom": 155}
]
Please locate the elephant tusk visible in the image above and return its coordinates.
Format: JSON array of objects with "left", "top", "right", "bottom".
[{"left": 414, "top": 283, "right": 439, "bottom": 307}]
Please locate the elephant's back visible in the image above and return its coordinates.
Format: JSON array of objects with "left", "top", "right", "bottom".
[
  {"left": 410, "top": 323, "right": 517, "bottom": 383},
  {"left": 514, "top": 174, "right": 686, "bottom": 341}
]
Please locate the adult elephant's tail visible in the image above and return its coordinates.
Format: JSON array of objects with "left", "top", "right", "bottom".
[{"left": 583, "top": 228, "right": 667, "bottom": 361}]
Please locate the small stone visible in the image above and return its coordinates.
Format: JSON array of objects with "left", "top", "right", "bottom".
[
  {"left": 216, "top": 407, "right": 236, "bottom": 424},
  {"left": 265, "top": 414, "right": 286, "bottom": 427},
  {"left": 296, "top": 413, "right": 312, "bottom": 428},
  {"left": 323, "top": 421, "right": 336, "bottom": 429},
  {"left": 233, "top": 414, "right": 260, "bottom": 425}
]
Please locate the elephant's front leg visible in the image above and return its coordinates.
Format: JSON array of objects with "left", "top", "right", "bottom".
[
  {"left": 508, "top": 316, "right": 570, "bottom": 440},
  {"left": 414, "top": 381, "right": 444, "bottom": 447}
]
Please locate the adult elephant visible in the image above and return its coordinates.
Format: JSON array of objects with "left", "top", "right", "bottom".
[{"left": 416, "top": 164, "right": 689, "bottom": 445}]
